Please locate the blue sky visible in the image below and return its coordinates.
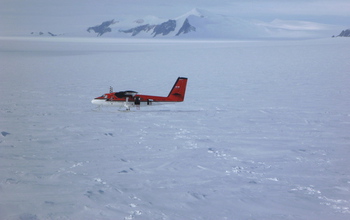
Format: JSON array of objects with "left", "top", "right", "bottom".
[{"left": 0, "top": 0, "right": 348, "bottom": 36}]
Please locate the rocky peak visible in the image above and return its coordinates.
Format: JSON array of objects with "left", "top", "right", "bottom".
[{"left": 337, "top": 29, "right": 350, "bottom": 37}]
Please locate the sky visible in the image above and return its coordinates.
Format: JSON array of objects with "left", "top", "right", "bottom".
[{"left": 0, "top": 0, "right": 349, "bottom": 36}]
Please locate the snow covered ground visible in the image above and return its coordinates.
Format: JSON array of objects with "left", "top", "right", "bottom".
[{"left": 1, "top": 37, "right": 350, "bottom": 220}]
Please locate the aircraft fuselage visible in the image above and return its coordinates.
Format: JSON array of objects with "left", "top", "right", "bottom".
[{"left": 91, "top": 77, "right": 188, "bottom": 110}]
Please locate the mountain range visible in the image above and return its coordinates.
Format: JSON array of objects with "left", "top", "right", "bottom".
[
  {"left": 31, "top": 8, "right": 343, "bottom": 39},
  {"left": 85, "top": 8, "right": 276, "bottom": 39},
  {"left": 87, "top": 9, "right": 223, "bottom": 38}
]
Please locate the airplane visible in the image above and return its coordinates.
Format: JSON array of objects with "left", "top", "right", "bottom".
[{"left": 91, "top": 77, "right": 188, "bottom": 110}]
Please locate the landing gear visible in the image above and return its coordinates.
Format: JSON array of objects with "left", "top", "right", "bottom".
[{"left": 124, "top": 97, "right": 131, "bottom": 111}]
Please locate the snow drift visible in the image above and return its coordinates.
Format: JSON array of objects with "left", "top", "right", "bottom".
[{"left": 1, "top": 37, "right": 350, "bottom": 219}]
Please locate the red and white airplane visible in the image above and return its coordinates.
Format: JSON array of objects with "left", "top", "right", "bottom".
[{"left": 91, "top": 77, "right": 188, "bottom": 110}]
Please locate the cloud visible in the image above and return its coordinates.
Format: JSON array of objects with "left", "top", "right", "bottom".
[
  {"left": 211, "top": 0, "right": 350, "bottom": 20},
  {"left": 253, "top": 19, "right": 342, "bottom": 38},
  {"left": 257, "top": 19, "right": 336, "bottom": 31}
]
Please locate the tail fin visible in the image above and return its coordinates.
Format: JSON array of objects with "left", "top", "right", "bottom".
[{"left": 167, "top": 77, "right": 188, "bottom": 102}]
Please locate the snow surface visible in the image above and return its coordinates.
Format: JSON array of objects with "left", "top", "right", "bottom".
[{"left": 1, "top": 37, "right": 350, "bottom": 220}]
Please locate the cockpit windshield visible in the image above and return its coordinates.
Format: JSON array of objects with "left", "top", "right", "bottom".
[{"left": 115, "top": 91, "right": 138, "bottom": 98}]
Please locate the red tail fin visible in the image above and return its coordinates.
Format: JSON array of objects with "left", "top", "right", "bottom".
[{"left": 167, "top": 77, "right": 188, "bottom": 102}]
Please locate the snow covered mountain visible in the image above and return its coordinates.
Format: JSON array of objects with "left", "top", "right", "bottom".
[
  {"left": 87, "top": 20, "right": 117, "bottom": 36},
  {"left": 85, "top": 8, "right": 338, "bottom": 39},
  {"left": 119, "top": 18, "right": 195, "bottom": 37},
  {"left": 29, "top": 8, "right": 340, "bottom": 39},
  {"left": 86, "top": 8, "right": 200, "bottom": 38},
  {"left": 336, "top": 29, "right": 350, "bottom": 37},
  {"left": 86, "top": 8, "right": 266, "bottom": 39}
]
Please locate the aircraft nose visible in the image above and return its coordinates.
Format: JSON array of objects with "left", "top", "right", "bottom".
[{"left": 91, "top": 99, "right": 103, "bottom": 105}]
